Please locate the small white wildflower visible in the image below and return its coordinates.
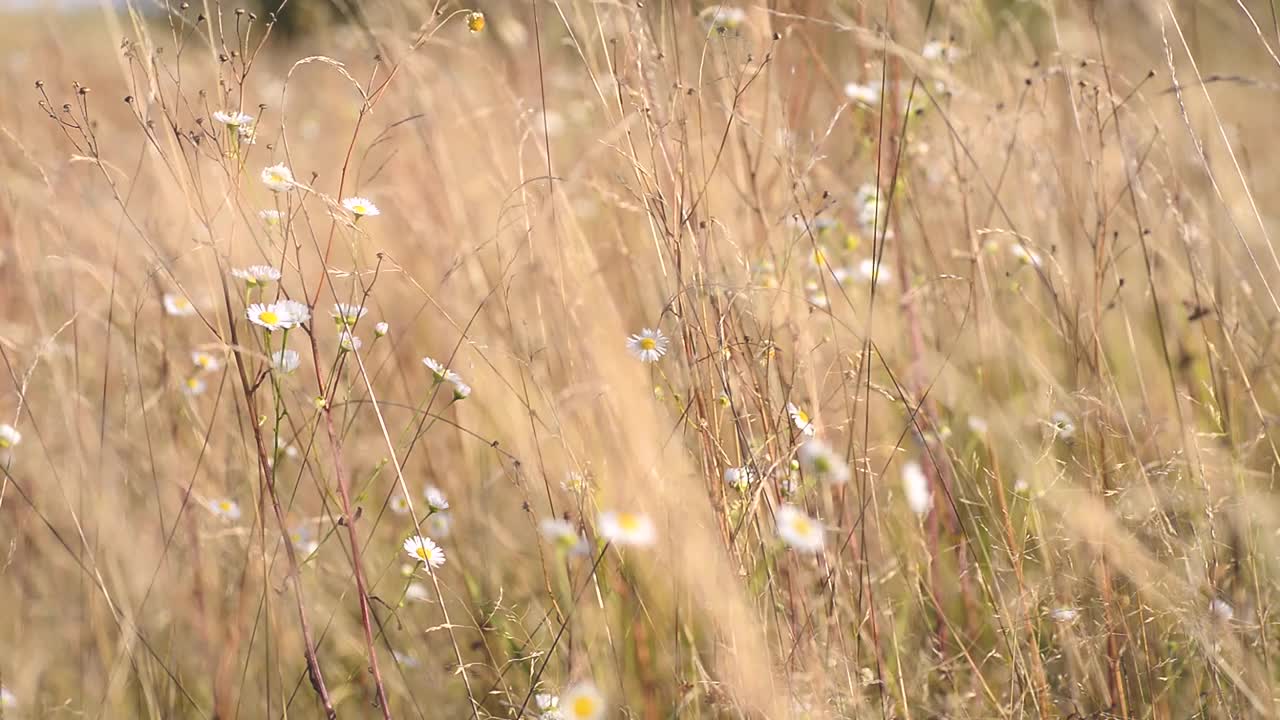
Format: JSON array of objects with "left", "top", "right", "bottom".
[
  {"left": 246, "top": 302, "right": 290, "bottom": 331},
  {"left": 0, "top": 424, "right": 23, "bottom": 451},
  {"left": 724, "top": 466, "right": 755, "bottom": 492},
  {"left": 331, "top": 303, "right": 367, "bottom": 328},
  {"left": 259, "top": 209, "right": 283, "bottom": 226},
  {"left": 231, "top": 265, "right": 282, "bottom": 287},
  {"left": 272, "top": 349, "right": 300, "bottom": 374},
  {"left": 422, "top": 356, "right": 460, "bottom": 384},
  {"left": 1210, "top": 598, "right": 1234, "bottom": 622},
  {"left": 208, "top": 498, "right": 241, "bottom": 522},
  {"left": 290, "top": 526, "right": 319, "bottom": 557},
  {"left": 404, "top": 582, "right": 431, "bottom": 602},
  {"left": 798, "top": 439, "right": 851, "bottom": 485},
  {"left": 390, "top": 492, "right": 411, "bottom": 515},
  {"left": 1010, "top": 243, "right": 1043, "bottom": 268},
  {"left": 560, "top": 682, "right": 605, "bottom": 720},
  {"left": 236, "top": 123, "right": 257, "bottom": 144},
  {"left": 967, "top": 416, "right": 989, "bottom": 435},
  {"left": 1050, "top": 607, "right": 1080, "bottom": 623},
  {"left": 213, "top": 110, "right": 254, "bottom": 126},
  {"left": 776, "top": 504, "right": 825, "bottom": 553},
  {"left": 403, "top": 535, "right": 446, "bottom": 569},
  {"left": 540, "top": 518, "right": 589, "bottom": 555},
  {"left": 163, "top": 293, "right": 197, "bottom": 317},
  {"left": 338, "top": 331, "right": 362, "bottom": 352},
  {"left": 279, "top": 300, "right": 311, "bottom": 327},
  {"left": 261, "top": 163, "right": 294, "bottom": 192},
  {"left": 424, "top": 486, "right": 450, "bottom": 512},
  {"left": 449, "top": 377, "right": 472, "bottom": 401},
  {"left": 844, "top": 81, "right": 881, "bottom": 106},
  {"left": 536, "top": 692, "right": 560, "bottom": 713},
  {"left": 626, "top": 328, "right": 669, "bottom": 363},
  {"left": 598, "top": 510, "right": 656, "bottom": 547},
  {"left": 1, "top": 686, "right": 15, "bottom": 709},
  {"left": 700, "top": 5, "right": 748, "bottom": 32},
  {"left": 1049, "top": 411, "right": 1076, "bottom": 441},
  {"left": 428, "top": 512, "right": 452, "bottom": 538},
  {"left": 857, "top": 258, "right": 890, "bottom": 285},
  {"left": 902, "top": 461, "right": 933, "bottom": 516},
  {"left": 374, "top": 321, "right": 389, "bottom": 337},
  {"left": 182, "top": 376, "right": 207, "bottom": 396},
  {"left": 192, "top": 350, "right": 220, "bottom": 372},
  {"left": 786, "top": 402, "right": 817, "bottom": 437},
  {"left": 342, "top": 196, "right": 380, "bottom": 217}
]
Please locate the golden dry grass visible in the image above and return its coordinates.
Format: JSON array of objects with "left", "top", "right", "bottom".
[{"left": 1, "top": 1, "right": 1279, "bottom": 718}]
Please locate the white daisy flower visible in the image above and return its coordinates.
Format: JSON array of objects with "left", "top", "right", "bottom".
[
  {"left": 246, "top": 302, "right": 290, "bottom": 331},
  {"left": 536, "top": 692, "right": 560, "bottom": 714},
  {"left": 449, "top": 377, "right": 472, "bottom": 401},
  {"left": 786, "top": 402, "right": 817, "bottom": 437},
  {"left": 424, "top": 486, "right": 449, "bottom": 512},
  {"left": 798, "top": 439, "right": 851, "bottom": 485},
  {"left": 724, "top": 466, "right": 755, "bottom": 492},
  {"left": 208, "top": 498, "right": 241, "bottom": 522},
  {"left": 598, "top": 510, "right": 656, "bottom": 547},
  {"left": 701, "top": 5, "right": 747, "bottom": 32},
  {"left": 0, "top": 424, "right": 22, "bottom": 451},
  {"left": 182, "top": 376, "right": 207, "bottom": 396},
  {"left": 338, "top": 331, "right": 362, "bottom": 352},
  {"left": 854, "top": 184, "right": 884, "bottom": 229},
  {"left": 1010, "top": 243, "right": 1043, "bottom": 268},
  {"left": 403, "top": 535, "right": 446, "bottom": 569},
  {"left": 192, "top": 351, "right": 220, "bottom": 372},
  {"left": 967, "top": 416, "right": 989, "bottom": 435},
  {"left": 0, "top": 686, "right": 15, "bottom": 709},
  {"left": 1211, "top": 598, "right": 1234, "bottom": 622},
  {"left": 213, "top": 110, "right": 254, "bottom": 126},
  {"left": 261, "top": 164, "right": 294, "bottom": 192},
  {"left": 921, "top": 41, "right": 946, "bottom": 61},
  {"left": 231, "top": 265, "right": 282, "bottom": 287},
  {"left": 560, "top": 682, "right": 605, "bottom": 720},
  {"left": 422, "top": 356, "right": 460, "bottom": 384},
  {"left": 279, "top": 299, "right": 311, "bottom": 327},
  {"left": 331, "top": 303, "right": 367, "bottom": 328},
  {"left": 271, "top": 349, "right": 300, "bottom": 374},
  {"left": 857, "top": 258, "right": 890, "bottom": 285},
  {"left": 374, "top": 321, "right": 389, "bottom": 337},
  {"left": 902, "top": 461, "right": 933, "bottom": 516},
  {"left": 390, "top": 492, "right": 411, "bottom": 515},
  {"left": 844, "top": 81, "right": 881, "bottom": 106},
  {"left": 776, "top": 504, "right": 825, "bottom": 553},
  {"left": 163, "top": 293, "right": 197, "bottom": 317},
  {"left": 428, "top": 512, "right": 453, "bottom": 538},
  {"left": 342, "top": 196, "right": 380, "bottom": 217},
  {"left": 1049, "top": 607, "right": 1080, "bottom": 623},
  {"left": 290, "top": 526, "right": 319, "bottom": 556},
  {"left": 259, "top": 209, "right": 283, "bottom": 226},
  {"left": 405, "top": 582, "right": 431, "bottom": 602},
  {"left": 540, "top": 518, "right": 589, "bottom": 555},
  {"left": 1049, "top": 411, "right": 1076, "bottom": 441},
  {"left": 626, "top": 328, "right": 669, "bottom": 363}
]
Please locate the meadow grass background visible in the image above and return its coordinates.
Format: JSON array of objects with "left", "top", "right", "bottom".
[{"left": 2, "top": 0, "right": 1280, "bottom": 717}]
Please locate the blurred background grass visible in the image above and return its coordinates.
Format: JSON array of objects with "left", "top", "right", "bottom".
[{"left": 2, "top": 0, "right": 1280, "bottom": 718}]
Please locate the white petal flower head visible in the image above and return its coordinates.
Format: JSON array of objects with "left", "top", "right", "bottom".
[
  {"left": 626, "top": 328, "right": 669, "bottom": 363},
  {"left": 338, "top": 331, "right": 362, "bottom": 352},
  {"left": 724, "top": 466, "right": 755, "bottom": 492},
  {"left": 1049, "top": 411, "right": 1076, "bottom": 441},
  {"left": 857, "top": 258, "right": 890, "bottom": 285},
  {"left": 798, "top": 439, "right": 851, "bottom": 485},
  {"left": 540, "top": 518, "right": 589, "bottom": 555},
  {"left": 192, "top": 350, "right": 220, "bottom": 372},
  {"left": 213, "top": 110, "right": 254, "bottom": 126},
  {"left": 902, "top": 461, "right": 933, "bottom": 516},
  {"left": 1211, "top": 598, "right": 1234, "bottom": 622},
  {"left": 0, "top": 686, "right": 15, "bottom": 709},
  {"left": 424, "top": 486, "right": 450, "bottom": 512},
  {"left": 374, "top": 321, "right": 389, "bottom": 337},
  {"left": 422, "top": 356, "right": 461, "bottom": 384},
  {"left": 1050, "top": 607, "right": 1080, "bottom": 623},
  {"left": 290, "top": 526, "right": 319, "bottom": 557},
  {"left": 449, "top": 377, "right": 472, "bottom": 401},
  {"left": 279, "top": 300, "right": 311, "bottom": 327},
  {"left": 776, "top": 504, "right": 824, "bottom": 553},
  {"left": 389, "top": 492, "right": 411, "bottom": 515},
  {"left": 0, "top": 424, "right": 22, "bottom": 450},
  {"left": 403, "top": 535, "right": 446, "bottom": 569},
  {"left": 342, "top": 196, "right": 380, "bottom": 218},
  {"left": 331, "top": 303, "right": 367, "bottom": 328},
  {"left": 598, "top": 510, "right": 656, "bottom": 547},
  {"left": 535, "top": 692, "right": 560, "bottom": 713},
  {"left": 247, "top": 302, "right": 290, "bottom": 331},
  {"left": 272, "top": 349, "right": 300, "bottom": 374},
  {"left": 560, "top": 682, "right": 605, "bottom": 720},
  {"left": 786, "top": 402, "right": 817, "bottom": 437},
  {"left": 259, "top": 209, "right": 283, "bottom": 226},
  {"left": 208, "top": 498, "right": 241, "bottom": 522},
  {"left": 182, "top": 376, "right": 207, "bottom": 396},
  {"left": 1010, "top": 243, "right": 1043, "bottom": 268},
  {"left": 163, "top": 293, "right": 197, "bottom": 317},
  {"left": 844, "top": 81, "right": 881, "bottom": 106},
  {"left": 404, "top": 582, "right": 431, "bottom": 602},
  {"left": 231, "top": 265, "right": 282, "bottom": 287},
  {"left": 428, "top": 512, "right": 453, "bottom": 538},
  {"left": 261, "top": 163, "right": 295, "bottom": 192},
  {"left": 967, "top": 416, "right": 989, "bottom": 435}
]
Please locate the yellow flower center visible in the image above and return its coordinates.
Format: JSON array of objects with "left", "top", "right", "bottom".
[
  {"left": 218, "top": 501, "right": 232, "bottom": 512},
  {"left": 186, "top": 378, "right": 200, "bottom": 389},
  {"left": 415, "top": 547, "right": 429, "bottom": 560},
  {"left": 269, "top": 172, "right": 285, "bottom": 183},
  {"left": 618, "top": 514, "right": 640, "bottom": 532},
  {"left": 259, "top": 310, "right": 279, "bottom": 325},
  {"left": 791, "top": 516, "right": 811, "bottom": 535},
  {"left": 352, "top": 205, "right": 367, "bottom": 215},
  {"left": 639, "top": 337, "right": 656, "bottom": 351},
  {"left": 0, "top": 439, "right": 9, "bottom": 449},
  {"left": 796, "top": 410, "right": 809, "bottom": 424},
  {"left": 466, "top": 12, "right": 485, "bottom": 32},
  {"left": 572, "top": 696, "right": 596, "bottom": 717}
]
